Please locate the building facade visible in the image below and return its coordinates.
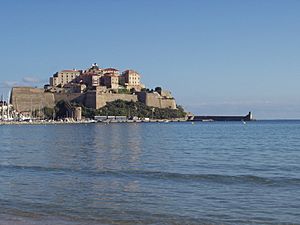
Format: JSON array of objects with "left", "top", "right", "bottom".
[
  {"left": 85, "top": 63, "right": 103, "bottom": 76},
  {"left": 50, "top": 69, "right": 81, "bottom": 87},
  {"left": 101, "top": 73, "right": 119, "bottom": 90},
  {"left": 121, "top": 70, "right": 144, "bottom": 91},
  {"left": 102, "top": 68, "right": 120, "bottom": 76}
]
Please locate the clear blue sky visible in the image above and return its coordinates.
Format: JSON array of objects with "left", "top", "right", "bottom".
[{"left": 1, "top": 0, "right": 299, "bottom": 119}]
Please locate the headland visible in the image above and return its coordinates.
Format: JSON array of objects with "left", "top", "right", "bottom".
[{"left": 1, "top": 62, "right": 253, "bottom": 123}]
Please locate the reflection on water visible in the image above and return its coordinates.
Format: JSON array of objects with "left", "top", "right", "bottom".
[
  {"left": 91, "top": 124, "right": 143, "bottom": 170},
  {"left": 0, "top": 121, "right": 300, "bottom": 224}
]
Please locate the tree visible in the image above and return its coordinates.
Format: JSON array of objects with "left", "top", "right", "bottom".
[
  {"left": 91, "top": 100, "right": 186, "bottom": 119},
  {"left": 155, "top": 87, "right": 162, "bottom": 93},
  {"left": 43, "top": 107, "right": 55, "bottom": 120}
]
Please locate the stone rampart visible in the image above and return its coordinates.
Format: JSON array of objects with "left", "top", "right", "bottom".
[
  {"left": 11, "top": 87, "right": 55, "bottom": 112},
  {"left": 11, "top": 87, "right": 177, "bottom": 112},
  {"left": 95, "top": 92, "right": 138, "bottom": 109},
  {"left": 84, "top": 91, "right": 97, "bottom": 108},
  {"left": 54, "top": 93, "right": 85, "bottom": 104},
  {"left": 137, "top": 92, "right": 177, "bottom": 109},
  {"left": 160, "top": 98, "right": 177, "bottom": 109}
]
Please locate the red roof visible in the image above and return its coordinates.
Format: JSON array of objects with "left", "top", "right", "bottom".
[
  {"left": 61, "top": 70, "right": 79, "bottom": 73},
  {"left": 103, "top": 68, "right": 119, "bottom": 71},
  {"left": 80, "top": 72, "right": 99, "bottom": 77},
  {"left": 123, "top": 69, "right": 139, "bottom": 73},
  {"left": 104, "top": 73, "right": 119, "bottom": 77},
  {"left": 122, "top": 69, "right": 140, "bottom": 76}
]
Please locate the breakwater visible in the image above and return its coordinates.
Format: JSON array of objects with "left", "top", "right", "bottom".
[{"left": 190, "top": 111, "right": 253, "bottom": 122}]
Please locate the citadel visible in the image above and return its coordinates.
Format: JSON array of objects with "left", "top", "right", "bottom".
[{"left": 7, "top": 63, "right": 178, "bottom": 119}]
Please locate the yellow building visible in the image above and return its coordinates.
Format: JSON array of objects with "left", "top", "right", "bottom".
[
  {"left": 121, "top": 70, "right": 144, "bottom": 91},
  {"left": 101, "top": 73, "right": 119, "bottom": 89},
  {"left": 102, "top": 68, "right": 120, "bottom": 76},
  {"left": 50, "top": 69, "right": 81, "bottom": 87},
  {"left": 79, "top": 65, "right": 119, "bottom": 88}
]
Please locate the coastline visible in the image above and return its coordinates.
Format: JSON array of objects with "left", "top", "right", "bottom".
[{"left": 0, "top": 118, "right": 188, "bottom": 126}]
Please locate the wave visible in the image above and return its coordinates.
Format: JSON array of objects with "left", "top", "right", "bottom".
[{"left": 1, "top": 164, "right": 299, "bottom": 187}]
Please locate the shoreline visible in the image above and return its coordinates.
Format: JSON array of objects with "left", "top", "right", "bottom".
[{"left": 0, "top": 118, "right": 188, "bottom": 125}]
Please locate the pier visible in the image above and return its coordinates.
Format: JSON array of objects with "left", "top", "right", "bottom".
[{"left": 190, "top": 112, "right": 253, "bottom": 122}]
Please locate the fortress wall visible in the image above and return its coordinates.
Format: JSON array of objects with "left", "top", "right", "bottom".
[
  {"left": 137, "top": 92, "right": 177, "bottom": 109},
  {"left": 160, "top": 99, "right": 177, "bottom": 109},
  {"left": 84, "top": 91, "right": 97, "bottom": 108},
  {"left": 10, "top": 87, "right": 177, "bottom": 112},
  {"left": 137, "top": 92, "right": 161, "bottom": 108},
  {"left": 145, "top": 93, "right": 162, "bottom": 108},
  {"left": 11, "top": 87, "right": 55, "bottom": 112},
  {"left": 54, "top": 93, "right": 85, "bottom": 105},
  {"left": 95, "top": 93, "right": 138, "bottom": 109}
]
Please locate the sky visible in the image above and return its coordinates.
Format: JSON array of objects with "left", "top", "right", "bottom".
[{"left": 0, "top": 0, "right": 299, "bottom": 119}]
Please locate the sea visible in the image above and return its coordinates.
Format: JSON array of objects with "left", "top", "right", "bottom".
[{"left": 0, "top": 121, "right": 299, "bottom": 225}]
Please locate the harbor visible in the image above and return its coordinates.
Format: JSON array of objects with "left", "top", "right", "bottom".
[{"left": 0, "top": 118, "right": 188, "bottom": 126}]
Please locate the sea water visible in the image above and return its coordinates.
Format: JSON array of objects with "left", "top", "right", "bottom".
[{"left": 0, "top": 121, "right": 299, "bottom": 224}]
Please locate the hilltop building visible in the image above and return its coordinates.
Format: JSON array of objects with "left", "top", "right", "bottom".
[
  {"left": 121, "top": 70, "right": 144, "bottom": 91},
  {"left": 101, "top": 73, "right": 119, "bottom": 90},
  {"left": 48, "top": 64, "right": 145, "bottom": 93},
  {"left": 77, "top": 63, "right": 104, "bottom": 87},
  {"left": 102, "top": 68, "right": 120, "bottom": 76},
  {"left": 85, "top": 63, "right": 103, "bottom": 75},
  {"left": 10, "top": 63, "right": 178, "bottom": 116},
  {"left": 50, "top": 69, "right": 82, "bottom": 87}
]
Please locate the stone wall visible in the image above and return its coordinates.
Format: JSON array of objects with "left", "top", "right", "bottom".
[
  {"left": 82, "top": 91, "right": 138, "bottom": 109},
  {"left": 81, "top": 91, "right": 175, "bottom": 110},
  {"left": 54, "top": 93, "right": 85, "bottom": 104},
  {"left": 11, "top": 87, "right": 177, "bottom": 112},
  {"left": 137, "top": 92, "right": 177, "bottom": 109},
  {"left": 11, "top": 87, "right": 55, "bottom": 112},
  {"left": 160, "top": 98, "right": 177, "bottom": 109},
  {"left": 84, "top": 91, "right": 97, "bottom": 108},
  {"left": 95, "top": 92, "right": 138, "bottom": 109}
]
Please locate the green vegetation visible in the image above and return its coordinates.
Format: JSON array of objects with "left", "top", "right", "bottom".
[
  {"left": 117, "top": 88, "right": 131, "bottom": 94},
  {"left": 54, "top": 100, "right": 71, "bottom": 119},
  {"left": 80, "top": 100, "right": 186, "bottom": 119},
  {"left": 43, "top": 107, "right": 55, "bottom": 119},
  {"left": 32, "top": 107, "right": 55, "bottom": 119},
  {"left": 41, "top": 101, "right": 73, "bottom": 120},
  {"left": 155, "top": 86, "right": 162, "bottom": 93},
  {"left": 50, "top": 100, "right": 186, "bottom": 119},
  {"left": 81, "top": 106, "right": 96, "bottom": 119}
]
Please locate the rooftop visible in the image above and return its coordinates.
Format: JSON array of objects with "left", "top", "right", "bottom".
[
  {"left": 103, "top": 68, "right": 119, "bottom": 71},
  {"left": 103, "top": 73, "right": 119, "bottom": 77},
  {"left": 61, "top": 70, "right": 79, "bottom": 73}
]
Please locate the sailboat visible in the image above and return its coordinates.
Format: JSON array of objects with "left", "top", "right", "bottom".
[{"left": 3, "top": 91, "right": 13, "bottom": 121}]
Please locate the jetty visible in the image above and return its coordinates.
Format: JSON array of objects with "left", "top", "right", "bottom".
[{"left": 189, "top": 112, "right": 253, "bottom": 122}]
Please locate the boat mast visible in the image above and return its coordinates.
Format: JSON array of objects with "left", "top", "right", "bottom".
[
  {"left": 7, "top": 91, "right": 10, "bottom": 119},
  {"left": 1, "top": 94, "right": 3, "bottom": 119}
]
